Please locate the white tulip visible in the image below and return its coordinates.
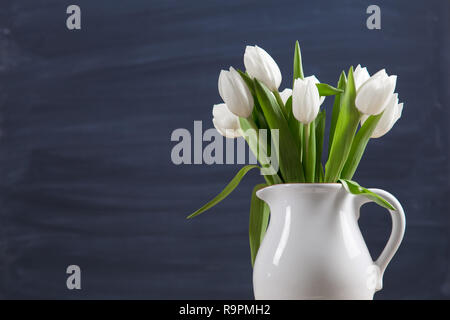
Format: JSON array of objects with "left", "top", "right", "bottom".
[
  {"left": 244, "top": 45, "right": 282, "bottom": 91},
  {"left": 353, "top": 64, "right": 370, "bottom": 90},
  {"left": 361, "top": 93, "right": 403, "bottom": 138},
  {"left": 355, "top": 69, "right": 397, "bottom": 115},
  {"left": 212, "top": 103, "right": 242, "bottom": 138},
  {"left": 292, "top": 77, "right": 321, "bottom": 124},
  {"left": 303, "top": 75, "right": 325, "bottom": 106},
  {"left": 218, "top": 67, "right": 254, "bottom": 118},
  {"left": 279, "top": 88, "right": 292, "bottom": 104}
]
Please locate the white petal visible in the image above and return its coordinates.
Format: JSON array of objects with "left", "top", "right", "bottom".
[
  {"left": 218, "top": 70, "right": 227, "bottom": 102},
  {"left": 355, "top": 71, "right": 397, "bottom": 115},
  {"left": 371, "top": 69, "right": 387, "bottom": 79},
  {"left": 360, "top": 113, "right": 369, "bottom": 126},
  {"left": 292, "top": 78, "right": 320, "bottom": 124},
  {"left": 304, "top": 75, "right": 320, "bottom": 84},
  {"left": 371, "top": 94, "right": 401, "bottom": 138},
  {"left": 354, "top": 64, "right": 371, "bottom": 90},
  {"left": 395, "top": 102, "right": 404, "bottom": 119},
  {"left": 279, "top": 88, "right": 292, "bottom": 104},
  {"left": 213, "top": 119, "right": 227, "bottom": 136},
  {"left": 388, "top": 75, "right": 397, "bottom": 93},
  {"left": 212, "top": 103, "right": 242, "bottom": 138},
  {"left": 244, "top": 45, "right": 281, "bottom": 91},
  {"left": 218, "top": 67, "right": 253, "bottom": 118},
  {"left": 304, "top": 75, "right": 325, "bottom": 105}
]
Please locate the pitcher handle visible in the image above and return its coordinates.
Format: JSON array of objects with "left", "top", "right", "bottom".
[{"left": 360, "top": 188, "right": 406, "bottom": 291}]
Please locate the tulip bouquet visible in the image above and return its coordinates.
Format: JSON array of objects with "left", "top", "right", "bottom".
[{"left": 189, "top": 42, "right": 403, "bottom": 265}]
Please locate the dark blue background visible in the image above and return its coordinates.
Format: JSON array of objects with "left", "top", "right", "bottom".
[{"left": 0, "top": 0, "right": 448, "bottom": 299}]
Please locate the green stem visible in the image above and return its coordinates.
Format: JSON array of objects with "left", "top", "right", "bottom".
[
  {"left": 302, "top": 123, "right": 308, "bottom": 174},
  {"left": 245, "top": 116, "right": 283, "bottom": 184},
  {"left": 299, "top": 122, "right": 304, "bottom": 162},
  {"left": 303, "top": 123, "right": 316, "bottom": 183}
]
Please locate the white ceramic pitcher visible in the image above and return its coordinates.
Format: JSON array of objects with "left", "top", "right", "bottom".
[{"left": 253, "top": 183, "right": 405, "bottom": 300}]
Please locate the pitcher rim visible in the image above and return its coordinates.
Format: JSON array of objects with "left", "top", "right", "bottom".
[{"left": 256, "top": 183, "right": 342, "bottom": 199}]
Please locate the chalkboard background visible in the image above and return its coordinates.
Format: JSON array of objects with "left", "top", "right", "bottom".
[{"left": 0, "top": 0, "right": 448, "bottom": 299}]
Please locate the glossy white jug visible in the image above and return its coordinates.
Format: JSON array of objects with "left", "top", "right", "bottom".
[{"left": 254, "top": 183, "right": 405, "bottom": 300}]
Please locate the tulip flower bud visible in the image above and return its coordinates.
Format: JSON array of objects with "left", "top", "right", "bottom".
[
  {"left": 353, "top": 64, "right": 370, "bottom": 90},
  {"left": 212, "top": 103, "right": 242, "bottom": 138},
  {"left": 244, "top": 45, "right": 282, "bottom": 91},
  {"left": 292, "top": 77, "right": 321, "bottom": 124},
  {"left": 355, "top": 69, "right": 397, "bottom": 115},
  {"left": 271, "top": 77, "right": 324, "bottom": 108},
  {"left": 361, "top": 93, "right": 403, "bottom": 138},
  {"left": 303, "top": 75, "right": 325, "bottom": 106},
  {"left": 218, "top": 67, "right": 254, "bottom": 118},
  {"left": 279, "top": 88, "right": 292, "bottom": 104}
]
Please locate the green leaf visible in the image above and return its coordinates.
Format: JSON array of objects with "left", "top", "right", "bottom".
[
  {"left": 316, "top": 83, "right": 344, "bottom": 96},
  {"left": 239, "top": 117, "right": 283, "bottom": 185},
  {"left": 254, "top": 100, "right": 271, "bottom": 132},
  {"left": 237, "top": 69, "right": 255, "bottom": 96},
  {"left": 237, "top": 69, "right": 272, "bottom": 135},
  {"left": 339, "top": 179, "right": 396, "bottom": 211},
  {"left": 249, "top": 184, "right": 270, "bottom": 267},
  {"left": 285, "top": 95, "right": 293, "bottom": 116},
  {"left": 254, "top": 79, "right": 305, "bottom": 182},
  {"left": 187, "top": 165, "right": 260, "bottom": 219},
  {"left": 340, "top": 113, "right": 383, "bottom": 180},
  {"left": 293, "top": 40, "right": 304, "bottom": 86},
  {"left": 324, "top": 67, "right": 360, "bottom": 182},
  {"left": 318, "top": 163, "right": 325, "bottom": 182},
  {"left": 315, "top": 110, "right": 326, "bottom": 182},
  {"left": 237, "top": 70, "right": 278, "bottom": 182},
  {"left": 273, "top": 90, "right": 288, "bottom": 119},
  {"left": 328, "top": 71, "right": 347, "bottom": 156}
]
